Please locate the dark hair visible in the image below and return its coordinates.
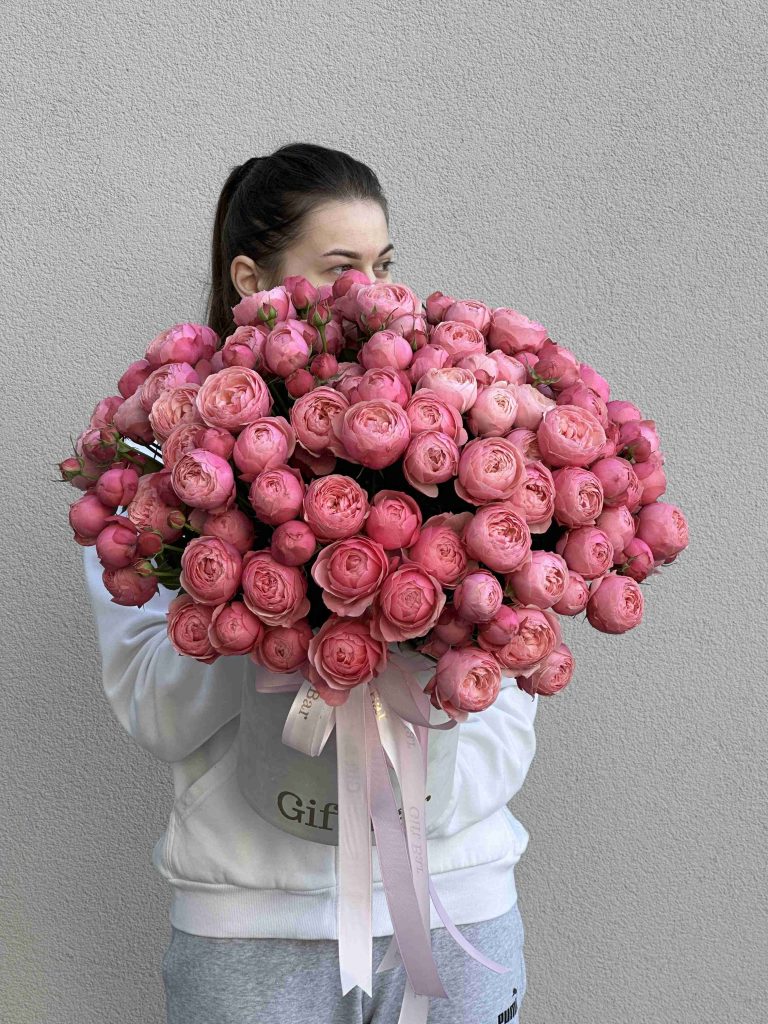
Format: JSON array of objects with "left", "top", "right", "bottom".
[{"left": 206, "top": 143, "right": 390, "bottom": 341}]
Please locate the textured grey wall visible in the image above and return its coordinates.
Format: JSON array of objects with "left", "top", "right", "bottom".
[{"left": 2, "top": 0, "right": 766, "bottom": 1021}]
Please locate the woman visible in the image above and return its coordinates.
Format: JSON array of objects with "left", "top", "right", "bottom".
[{"left": 82, "top": 142, "right": 537, "bottom": 1023}]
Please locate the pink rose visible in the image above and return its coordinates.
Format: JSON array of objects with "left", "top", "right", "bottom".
[
  {"left": 241, "top": 550, "right": 311, "bottom": 627},
  {"left": 618, "top": 419, "right": 661, "bottom": 463},
  {"left": 487, "top": 350, "right": 527, "bottom": 385},
  {"left": 635, "top": 501, "right": 689, "bottom": 564},
  {"left": 312, "top": 535, "right": 390, "bottom": 616},
  {"left": 248, "top": 464, "right": 305, "bottom": 525},
  {"left": 516, "top": 643, "right": 575, "bottom": 696},
  {"left": 95, "top": 515, "right": 140, "bottom": 569},
  {"left": 408, "top": 345, "right": 451, "bottom": 384},
  {"left": 405, "top": 389, "right": 468, "bottom": 446},
  {"left": 232, "top": 416, "right": 296, "bottom": 482},
  {"left": 608, "top": 400, "right": 643, "bottom": 426},
  {"left": 112, "top": 390, "right": 155, "bottom": 445},
  {"left": 195, "top": 366, "right": 272, "bottom": 433},
  {"left": 263, "top": 318, "right": 315, "bottom": 377},
  {"left": 306, "top": 615, "right": 388, "bottom": 692},
  {"left": 69, "top": 492, "right": 121, "bottom": 542},
  {"left": 221, "top": 324, "right": 269, "bottom": 371},
  {"left": 586, "top": 572, "right": 644, "bottom": 633},
  {"left": 512, "top": 384, "right": 557, "bottom": 430},
  {"left": 506, "top": 428, "right": 543, "bottom": 462},
  {"left": 403, "top": 430, "right": 460, "bottom": 497},
  {"left": 147, "top": 383, "right": 202, "bottom": 441},
  {"left": 95, "top": 466, "right": 140, "bottom": 509},
  {"left": 425, "top": 647, "right": 501, "bottom": 723},
  {"left": 302, "top": 474, "right": 369, "bottom": 541},
  {"left": 632, "top": 455, "right": 667, "bottom": 505},
  {"left": 442, "top": 299, "right": 492, "bottom": 337},
  {"left": 433, "top": 604, "right": 475, "bottom": 646},
  {"left": 416, "top": 367, "right": 478, "bottom": 413},
  {"left": 462, "top": 503, "right": 532, "bottom": 573},
  {"left": 537, "top": 404, "right": 607, "bottom": 467},
  {"left": 477, "top": 605, "right": 522, "bottom": 649},
  {"left": 495, "top": 606, "right": 560, "bottom": 673},
  {"left": 552, "top": 467, "right": 604, "bottom": 528},
  {"left": 195, "top": 506, "right": 255, "bottom": 555},
  {"left": 452, "top": 571, "right": 504, "bottom": 623},
  {"left": 454, "top": 353, "right": 499, "bottom": 387},
  {"left": 167, "top": 594, "right": 218, "bottom": 662},
  {"left": 594, "top": 505, "right": 636, "bottom": 563},
  {"left": 555, "top": 382, "right": 609, "bottom": 427},
  {"left": 255, "top": 621, "right": 314, "bottom": 673},
  {"left": 424, "top": 290, "right": 455, "bottom": 323},
  {"left": 209, "top": 601, "right": 264, "bottom": 655},
  {"left": 179, "top": 535, "right": 243, "bottom": 605},
  {"left": 488, "top": 308, "right": 548, "bottom": 355},
  {"left": 340, "top": 281, "right": 422, "bottom": 335},
  {"left": 369, "top": 565, "right": 446, "bottom": 642},
  {"left": 162, "top": 422, "right": 235, "bottom": 470},
  {"left": 467, "top": 385, "right": 518, "bottom": 437},
  {"left": 429, "top": 320, "right": 486, "bottom": 361},
  {"left": 555, "top": 526, "right": 614, "bottom": 580},
  {"left": 170, "top": 448, "right": 235, "bottom": 512},
  {"left": 506, "top": 461, "right": 556, "bottom": 535},
  {"left": 552, "top": 572, "right": 590, "bottom": 615},
  {"left": 405, "top": 513, "right": 473, "bottom": 588},
  {"left": 118, "top": 359, "right": 152, "bottom": 399},
  {"left": 101, "top": 561, "right": 161, "bottom": 608},
  {"left": 145, "top": 322, "right": 218, "bottom": 369},
  {"left": 125, "top": 472, "right": 184, "bottom": 542},
  {"left": 290, "top": 386, "right": 350, "bottom": 456},
  {"left": 618, "top": 537, "right": 656, "bottom": 582},
  {"left": 532, "top": 340, "right": 581, "bottom": 392},
  {"left": 232, "top": 286, "right": 297, "bottom": 327},
  {"left": 363, "top": 490, "right": 422, "bottom": 549},
  {"left": 589, "top": 457, "right": 641, "bottom": 507},
  {"left": 350, "top": 366, "right": 411, "bottom": 407},
  {"left": 270, "top": 520, "right": 317, "bottom": 566},
  {"left": 139, "top": 362, "right": 201, "bottom": 413},
  {"left": 331, "top": 399, "right": 411, "bottom": 469},
  {"left": 359, "top": 330, "right": 414, "bottom": 370},
  {"left": 505, "top": 551, "right": 569, "bottom": 609},
  {"left": 455, "top": 437, "right": 527, "bottom": 505}
]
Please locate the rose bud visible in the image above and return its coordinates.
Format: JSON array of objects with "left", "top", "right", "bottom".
[
  {"left": 167, "top": 594, "right": 218, "bottom": 662},
  {"left": 555, "top": 526, "right": 614, "bottom": 580},
  {"left": 271, "top": 520, "right": 317, "bottom": 566},
  {"left": 179, "top": 535, "right": 243, "bottom": 605},
  {"left": 618, "top": 538, "right": 656, "bottom": 583},
  {"left": 209, "top": 601, "right": 265, "bottom": 655},
  {"left": 505, "top": 551, "right": 569, "bottom": 610},
  {"left": 69, "top": 491, "right": 120, "bottom": 543},
  {"left": 363, "top": 490, "right": 422, "bottom": 549},
  {"left": 433, "top": 604, "right": 475, "bottom": 646},
  {"left": 517, "top": 643, "right": 574, "bottom": 696},
  {"left": 551, "top": 572, "right": 590, "bottom": 615},
  {"left": 286, "top": 368, "right": 315, "bottom": 397},
  {"left": 477, "top": 604, "right": 521, "bottom": 650},
  {"left": 95, "top": 466, "right": 140, "bottom": 510},
  {"left": 255, "top": 621, "right": 314, "bottom": 673},
  {"left": 102, "top": 561, "right": 160, "bottom": 608},
  {"left": 95, "top": 516, "right": 141, "bottom": 569},
  {"left": 425, "top": 647, "right": 502, "bottom": 723},
  {"left": 586, "top": 572, "right": 644, "bottom": 633},
  {"left": 452, "top": 570, "right": 504, "bottom": 623},
  {"left": 310, "top": 352, "right": 339, "bottom": 380}
]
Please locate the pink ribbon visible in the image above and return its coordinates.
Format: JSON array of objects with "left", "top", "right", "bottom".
[{"left": 254, "top": 653, "right": 512, "bottom": 1023}]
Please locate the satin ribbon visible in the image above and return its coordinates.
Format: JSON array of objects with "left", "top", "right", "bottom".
[{"left": 254, "top": 652, "right": 512, "bottom": 1023}]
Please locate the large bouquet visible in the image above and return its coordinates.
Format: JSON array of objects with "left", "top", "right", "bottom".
[{"left": 62, "top": 273, "right": 689, "bottom": 1020}]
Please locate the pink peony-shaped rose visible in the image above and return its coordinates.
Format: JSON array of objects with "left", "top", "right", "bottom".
[
  {"left": 429, "top": 320, "right": 486, "bottom": 361},
  {"left": 330, "top": 399, "right": 411, "bottom": 469},
  {"left": 516, "top": 643, "right": 574, "bottom": 696},
  {"left": 586, "top": 572, "right": 644, "bottom": 633},
  {"left": 405, "top": 389, "right": 468, "bottom": 446},
  {"left": 263, "top": 318, "right": 315, "bottom": 377},
  {"left": 369, "top": 565, "right": 446, "bottom": 642},
  {"left": 590, "top": 456, "right": 641, "bottom": 508},
  {"left": 179, "top": 535, "right": 243, "bottom": 605},
  {"left": 195, "top": 366, "right": 272, "bottom": 433},
  {"left": 442, "top": 299, "right": 492, "bottom": 337},
  {"left": 467, "top": 385, "right": 518, "bottom": 437},
  {"left": 635, "top": 501, "right": 689, "bottom": 564},
  {"left": 537, "top": 405, "right": 607, "bottom": 468},
  {"left": 452, "top": 570, "right": 504, "bottom": 623},
  {"left": 405, "top": 513, "right": 473, "bottom": 588},
  {"left": 167, "top": 594, "right": 218, "bottom": 662},
  {"left": 270, "top": 520, "right": 317, "bottom": 566},
  {"left": 432, "top": 603, "right": 475, "bottom": 646},
  {"left": 512, "top": 384, "right": 557, "bottom": 431},
  {"left": 290, "top": 386, "right": 350, "bottom": 456},
  {"left": 415, "top": 367, "right": 477, "bottom": 413},
  {"left": 194, "top": 506, "right": 255, "bottom": 556},
  {"left": 495, "top": 606, "right": 560, "bottom": 673},
  {"left": 363, "top": 490, "right": 422, "bottom": 549},
  {"left": 139, "top": 362, "right": 201, "bottom": 413},
  {"left": 488, "top": 308, "right": 548, "bottom": 355},
  {"left": 125, "top": 472, "right": 184, "bottom": 542},
  {"left": 403, "top": 430, "right": 460, "bottom": 497},
  {"left": 209, "top": 601, "right": 264, "bottom": 655},
  {"left": 248, "top": 464, "right": 306, "bottom": 525},
  {"left": 462, "top": 502, "right": 532, "bottom": 574},
  {"left": 255, "top": 621, "right": 314, "bottom": 673},
  {"left": 303, "top": 474, "right": 369, "bottom": 541},
  {"left": 555, "top": 526, "right": 614, "bottom": 580},
  {"left": 619, "top": 537, "right": 656, "bottom": 583},
  {"left": 595, "top": 504, "right": 636, "bottom": 563},
  {"left": 148, "top": 383, "right": 202, "bottom": 441},
  {"left": 359, "top": 330, "right": 414, "bottom": 370},
  {"left": 552, "top": 572, "right": 590, "bottom": 615},
  {"left": 533, "top": 340, "right": 581, "bottom": 392},
  {"left": 506, "top": 461, "right": 556, "bottom": 535},
  {"left": 241, "top": 550, "right": 311, "bottom": 627},
  {"left": 162, "top": 422, "right": 236, "bottom": 471},
  {"left": 477, "top": 604, "right": 522, "bottom": 650},
  {"left": 505, "top": 551, "right": 569, "bottom": 609},
  {"left": 552, "top": 467, "right": 604, "bottom": 528},
  {"left": 455, "top": 437, "right": 527, "bottom": 505},
  {"left": 312, "top": 535, "right": 390, "bottom": 616},
  {"left": 171, "top": 448, "right": 235, "bottom": 512},
  {"left": 232, "top": 285, "right": 296, "bottom": 327},
  {"left": 306, "top": 615, "right": 388, "bottom": 694},
  {"left": 95, "top": 515, "right": 141, "bottom": 569},
  {"left": 232, "top": 416, "right": 296, "bottom": 482},
  {"left": 425, "top": 647, "right": 502, "bottom": 723},
  {"left": 350, "top": 366, "right": 411, "bottom": 407}
]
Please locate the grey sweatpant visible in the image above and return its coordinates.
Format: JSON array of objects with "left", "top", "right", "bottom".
[{"left": 162, "top": 900, "right": 527, "bottom": 1023}]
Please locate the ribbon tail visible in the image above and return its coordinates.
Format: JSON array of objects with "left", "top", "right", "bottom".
[
  {"left": 428, "top": 878, "right": 512, "bottom": 975},
  {"left": 335, "top": 685, "right": 373, "bottom": 997}
]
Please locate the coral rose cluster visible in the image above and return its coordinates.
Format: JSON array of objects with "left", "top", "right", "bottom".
[{"left": 64, "top": 272, "right": 689, "bottom": 711}]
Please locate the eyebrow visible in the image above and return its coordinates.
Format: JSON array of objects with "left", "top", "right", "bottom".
[{"left": 320, "top": 243, "right": 395, "bottom": 259}]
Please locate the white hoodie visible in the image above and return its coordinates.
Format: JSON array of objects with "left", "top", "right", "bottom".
[{"left": 81, "top": 542, "right": 538, "bottom": 939}]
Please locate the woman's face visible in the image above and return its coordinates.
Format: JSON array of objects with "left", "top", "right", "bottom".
[{"left": 231, "top": 198, "right": 395, "bottom": 296}]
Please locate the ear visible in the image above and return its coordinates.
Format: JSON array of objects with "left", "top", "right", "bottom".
[{"left": 230, "top": 254, "right": 265, "bottom": 297}]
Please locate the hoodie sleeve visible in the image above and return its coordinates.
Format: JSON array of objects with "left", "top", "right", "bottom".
[
  {"left": 81, "top": 543, "right": 246, "bottom": 764},
  {"left": 428, "top": 674, "right": 539, "bottom": 838}
]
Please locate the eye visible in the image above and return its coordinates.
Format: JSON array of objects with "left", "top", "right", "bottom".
[{"left": 331, "top": 259, "right": 396, "bottom": 275}]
